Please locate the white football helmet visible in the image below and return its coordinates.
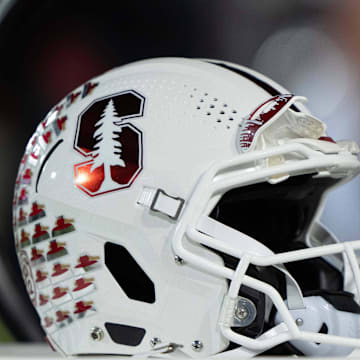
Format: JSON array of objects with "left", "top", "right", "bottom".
[{"left": 13, "top": 57, "right": 360, "bottom": 358}]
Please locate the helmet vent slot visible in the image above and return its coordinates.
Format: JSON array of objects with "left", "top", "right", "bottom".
[
  {"left": 105, "top": 242, "right": 155, "bottom": 303},
  {"left": 105, "top": 322, "right": 146, "bottom": 346},
  {"left": 189, "top": 89, "right": 238, "bottom": 128}
]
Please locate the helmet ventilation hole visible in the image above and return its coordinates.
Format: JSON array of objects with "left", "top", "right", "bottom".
[
  {"left": 105, "top": 242, "right": 155, "bottom": 303},
  {"left": 189, "top": 88, "right": 239, "bottom": 129},
  {"left": 105, "top": 322, "right": 146, "bottom": 346}
]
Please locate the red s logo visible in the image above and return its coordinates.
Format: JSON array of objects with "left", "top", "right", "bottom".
[{"left": 74, "top": 91, "right": 145, "bottom": 196}]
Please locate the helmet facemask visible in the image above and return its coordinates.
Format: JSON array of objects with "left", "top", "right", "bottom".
[{"left": 171, "top": 96, "right": 360, "bottom": 357}]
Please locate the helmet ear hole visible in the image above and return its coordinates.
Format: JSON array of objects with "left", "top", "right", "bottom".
[{"left": 104, "top": 242, "right": 155, "bottom": 303}]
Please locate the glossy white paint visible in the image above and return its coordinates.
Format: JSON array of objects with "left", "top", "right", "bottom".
[{"left": 12, "top": 58, "right": 360, "bottom": 358}]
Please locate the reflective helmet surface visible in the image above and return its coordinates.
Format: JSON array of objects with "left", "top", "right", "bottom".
[{"left": 13, "top": 58, "right": 360, "bottom": 358}]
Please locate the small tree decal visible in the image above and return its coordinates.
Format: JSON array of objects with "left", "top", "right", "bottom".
[{"left": 90, "top": 99, "right": 125, "bottom": 185}]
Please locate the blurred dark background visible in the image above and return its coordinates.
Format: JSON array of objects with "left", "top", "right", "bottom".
[{"left": 0, "top": 0, "right": 359, "bottom": 342}]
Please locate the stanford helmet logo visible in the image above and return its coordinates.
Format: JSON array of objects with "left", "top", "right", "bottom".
[{"left": 74, "top": 91, "right": 145, "bottom": 196}]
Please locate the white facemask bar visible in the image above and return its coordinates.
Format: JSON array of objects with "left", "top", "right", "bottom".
[
  {"left": 219, "top": 240, "right": 360, "bottom": 350},
  {"left": 170, "top": 141, "right": 360, "bottom": 352}
]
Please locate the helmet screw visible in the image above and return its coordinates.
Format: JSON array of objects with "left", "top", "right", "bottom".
[
  {"left": 295, "top": 318, "right": 304, "bottom": 327},
  {"left": 235, "top": 306, "right": 249, "bottom": 320},
  {"left": 191, "top": 340, "right": 203, "bottom": 352},
  {"left": 234, "top": 297, "right": 257, "bottom": 327},
  {"left": 90, "top": 327, "right": 104, "bottom": 341},
  {"left": 150, "top": 337, "right": 161, "bottom": 347},
  {"left": 174, "top": 255, "right": 184, "bottom": 265}
]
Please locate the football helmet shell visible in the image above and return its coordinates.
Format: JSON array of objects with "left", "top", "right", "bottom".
[{"left": 12, "top": 58, "right": 360, "bottom": 358}]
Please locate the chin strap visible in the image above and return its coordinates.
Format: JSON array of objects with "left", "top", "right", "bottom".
[{"left": 277, "top": 263, "right": 305, "bottom": 310}]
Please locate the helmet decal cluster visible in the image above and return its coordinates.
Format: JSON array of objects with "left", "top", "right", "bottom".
[
  {"left": 14, "top": 200, "right": 101, "bottom": 333},
  {"left": 14, "top": 203, "right": 101, "bottom": 333},
  {"left": 73, "top": 90, "right": 145, "bottom": 196},
  {"left": 237, "top": 94, "right": 294, "bottom": 152},
  {"left": 13, "top": 80, "right": 101, "bottom": 335}
]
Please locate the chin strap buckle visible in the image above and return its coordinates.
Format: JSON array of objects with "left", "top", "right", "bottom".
[{"left": 138, "top": 187, "right": 185, "bottom": 220}]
